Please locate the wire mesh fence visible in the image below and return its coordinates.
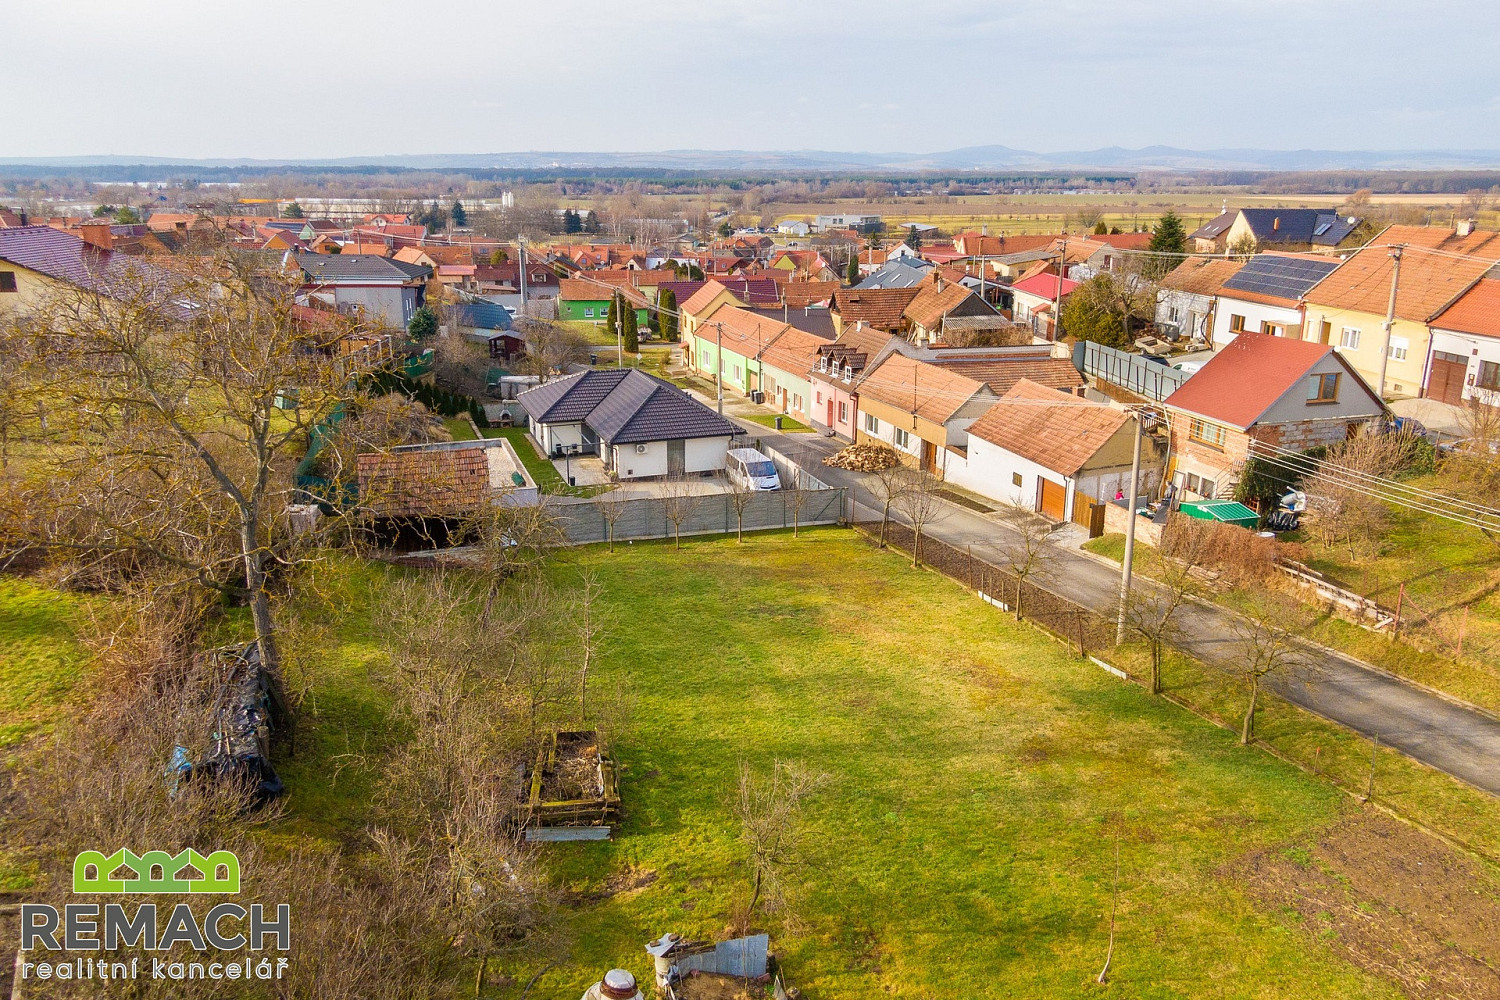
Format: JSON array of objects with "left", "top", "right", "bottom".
[
  {"left": 853, "top": 518, "right": 1119, "bottom": 655},
  {"left": 551, "top": 486, "right": 847, "bottom": 545}
]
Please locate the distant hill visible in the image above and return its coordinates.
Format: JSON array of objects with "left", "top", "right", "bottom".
[{"left": 4, "top": 146, "right": 1500, "bottom": 173}]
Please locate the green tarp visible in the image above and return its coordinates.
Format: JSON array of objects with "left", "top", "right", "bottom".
[{"left": 1178, "top": 499, "right": 1259, "bottom": 528}]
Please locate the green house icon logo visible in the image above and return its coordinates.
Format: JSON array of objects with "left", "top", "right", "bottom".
[{"left": 72, "top": 850, "right": 240, "bottom": 894}]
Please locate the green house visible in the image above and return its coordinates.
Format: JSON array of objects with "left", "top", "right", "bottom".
[{"left": 558, "top": 279, "right": 650, "bottom": 327}]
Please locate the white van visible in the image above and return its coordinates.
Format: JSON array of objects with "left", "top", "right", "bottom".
[{"left": 725, "top": 448, "right": 782, "bottom": 491}]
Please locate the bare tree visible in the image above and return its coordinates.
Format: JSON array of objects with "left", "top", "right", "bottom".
[
  {"left": 894, "top": 469, "right": 945, "bottom": 567},
  {"left": 782, "top": 469, "right": 817, "bottom": 538},
  {"left": 575, "top": 568, "right": 605, "bottom": 721},
  {"left": 993, "top": 498, "right": 1064, "bottom": 621},
  {"left": 595, "top": 483, "right": 628, "bottom": 552},
  {"left": 1303, "top": 424, "right": 1421, "bottom": 559},
  {"left": 732, "top": 760, "right": 827, "bottom": 918},
  {"left": 1462, "top": 187, "right": 1490, "bottom": 219},
  {"left": 659, "top": 474, "right": 702, "bottom": 549},
  {"left": 1123, "top": 516, "right": 1211, "bottom": 693},
  {"left": 1441, "top": 399, "right": 1500, "bottom": 547},
  {"left": 13, "top": 254, "right": 380, "bottom": 673},
  {"left": 513, "top": 318, "right": 590, "bottom": 377},
  {"left": 1223, "top": 594, "right": 1318, "bottom": 745},
  {"left": 723, "top": 469, "right": 754, "bottom": 542},
  {"left": 866, "top": 461, "right": 912, "bottom": 547}
]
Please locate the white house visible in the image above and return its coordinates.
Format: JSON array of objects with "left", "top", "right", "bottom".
[
  {"left": 945, "top": 379, "right": 1158, "bottom": 522},
  {"left": 1424, "top": 277, "right": 1500, "bottom": 406},
  {"left": 1155, "top": 257, "right": 1245, "bottom": 345},
  {"left": 776, "top": 220, "right": 811, "bottom": 237},
  {"left": 517, "top": 369, "right": 738, "bottom": 480},
  {"left": 1208, "top": 253, "right": 1341, "bottom": 347}
]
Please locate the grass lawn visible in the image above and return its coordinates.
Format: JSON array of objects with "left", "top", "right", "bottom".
[
  {"left": 0, "top": 578, "right": 90, "bottom": 746},
  {"left": 740, "top": 412, "right": 813, "bottom": 433},
  {"left": 12, "top": 532, "right": 1499, "bottom": 996},
  {"left": 507, "top": 532, "right": 1414, "bottom": 999},
  {"left": 479, "top": 425, "right": 612, "bottom": 498},
  {"left": 443, "top": 416, "right": 478, "bottom": 441}
]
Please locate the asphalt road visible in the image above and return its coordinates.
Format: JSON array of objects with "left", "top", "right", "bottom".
[{"left": 741, "top": 420, "right": 1500, "bottom": 796}]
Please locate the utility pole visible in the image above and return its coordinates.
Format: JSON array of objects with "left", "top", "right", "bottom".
[
  {"left": 715, "top": 321, "right": 724, "bottom": 415},
  {"left": 1373, "top": 245, "right": 1404, "bottom": 401},
  {"left": 517, "top": 234, "right": 527, "bottom": 311},
  {"left": 615, "top": 294, "right": 624, "bottom": 370},
  {"left": 1115, "top": 409, "right": 1146, "bottom": 645},
  {"left": 1053, "top": 237, "right": 1067, "bottom": 342}
]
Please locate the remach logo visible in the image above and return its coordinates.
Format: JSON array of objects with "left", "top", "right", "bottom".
[{"left": 74, "top": 849, "right": 241, "bottom": 893}]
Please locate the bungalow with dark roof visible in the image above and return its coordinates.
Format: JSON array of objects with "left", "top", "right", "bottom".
[
  {"left": 1161, "top": 332, "right": 1383, "bottom": 502},
  {"left": 517, "top": 369, "right": 738, "bottom": 479}
]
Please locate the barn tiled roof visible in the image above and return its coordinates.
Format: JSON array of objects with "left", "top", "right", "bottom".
[
  {"left": 968, "top": 379, "right": 1128, "bottom": 476},
  {"left": 356, "top": 441, "right": 526, "bottom": 517},
  {"left": 903, "top": 280, "right": 986, "bottom": 331},
  {"left": 832, "top": 286, "right": 921, "bottom": 329}
]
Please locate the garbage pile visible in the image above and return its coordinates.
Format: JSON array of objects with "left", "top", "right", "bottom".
[{"left": 169, "top": 641, "right": 285, "bottom": 805}]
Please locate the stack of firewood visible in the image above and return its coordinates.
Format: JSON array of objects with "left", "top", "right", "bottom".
[{"left": 823, "top": 441, "right": 900, "bottom": 471}]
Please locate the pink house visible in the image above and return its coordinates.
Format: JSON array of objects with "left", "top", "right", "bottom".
[{"left": 808, "top": 325, "right": 899, "bottom": 440}]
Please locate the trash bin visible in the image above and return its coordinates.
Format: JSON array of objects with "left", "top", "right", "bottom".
[
  {"left": 569, "top": 476, "right": 576, "bottom": 487},
  {"left": 590, "top": 353, "right": 598, "bottom": 365},
  {"left": 774, "top": 416, "right": 783, "bottom": 430}
]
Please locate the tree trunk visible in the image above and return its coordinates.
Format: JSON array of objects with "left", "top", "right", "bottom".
[
  {"left": 911, "top": 528, "right": 920, "bottom": 568},
  {"left": 607, "top": 523, "right": 614, "bottom": 553},
  {"left": 1149, "top": 644, "right": 1162, "bottom": 695},
  {"left": 241, "top": 521, "right": 280, "bottom": 673},
  {"left": 474, "top": 954, "right": 487, "bottom": 999},
  {"left": 736, "top": 512, "right": 743, "bottom": 543},
  {"left": 1241, "top": 676, "right": 1259, "bottom": 745}
]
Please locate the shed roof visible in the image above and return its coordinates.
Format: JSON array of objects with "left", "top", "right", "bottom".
[{"left": 1431, "top": 277, "right": 1500, "bottom": 337}]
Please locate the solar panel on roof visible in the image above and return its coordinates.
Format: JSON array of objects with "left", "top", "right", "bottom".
[{"left": 1222, "top": 256, "right": 1339, "bottom": 300}]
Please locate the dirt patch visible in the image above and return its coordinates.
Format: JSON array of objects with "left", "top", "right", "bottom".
[
  {"left": 1237, "top": 809, "right": 1500, "bottom": 998},
  {"left": 567, "top": 866, "right": 657, "bottom": 906},
  {"left": 672, "top": 971, "right": 772, "bottom": 1000},
  {"left": 542, "top": 732, "right": 601, "bottom": 801}
]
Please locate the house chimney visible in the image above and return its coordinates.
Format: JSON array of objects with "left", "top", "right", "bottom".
[
  {"left": 77, "top": 220, "right": 113, "bottom": 251},
  {"left": 1457, "top": 218, "right": 1476, "bottom": 237},
  {"left": 935, "top": 274, "right": 945, "bottom": 292}
]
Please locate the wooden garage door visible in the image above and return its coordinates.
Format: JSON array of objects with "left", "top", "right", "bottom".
[
  {"left": 1427, "top": 352, "right": 1467, "bottom": 406},
  {"left": 1039, "top": 478, "right": 1066, "bottom": 521}
]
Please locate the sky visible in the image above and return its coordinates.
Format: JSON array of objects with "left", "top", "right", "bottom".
[{"left": 3, "top": 0, "right": 1499, "bottom": 159}]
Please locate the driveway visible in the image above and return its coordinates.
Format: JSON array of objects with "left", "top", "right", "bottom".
[{"left": 740, "top": 417, "right": 1500, "bottom": 796}]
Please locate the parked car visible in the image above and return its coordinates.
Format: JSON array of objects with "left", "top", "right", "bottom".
[
  {"left": 725, "top": 448, "right": 781, "bottom": 491},
  {"left": 1172, "top": 360, "right": 1207, "bottom": 376}
]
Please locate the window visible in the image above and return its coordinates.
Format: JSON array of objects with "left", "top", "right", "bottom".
[
  {"left": 815, "top": 391, "right": 822, "bottom": 404},
  {"left": 1012, "top": 472, "right": 1023, "bottom": 488},
  {"left": 1479, "top": 361, "right": 1500, "bottom": 391},
  {"left": 1168, "top": 305, "right": 1180, "bottom": 322},
  {"left": 792, "top": 393, "right": 803, "bottom": 413},
  {"left": 1261, "top": 321, "right": 1284, "bottom": 337},
  {"left": 893, "top": 427, "right": 911, "bottom": 449},
  {"left": 1388, "top": 336, "right": 1409, "bottom": 362},
  {"left": 864, "top": 413, "right": 879, "bottom": 433},
  {"left": 0, "top": 271, "right": 16, "bottom": 293},
  {"left": 1189, "top": 418, "right": 1228, "bottom": 449},
  {"left": 1339, "top": 327, "right": 1361, "bottom": 350},
  {"left": 837, "top": 402, "right": 848, "bottom": 423},
  {"left": 1229, "top": 314, "right": 1246, "bottom": 332},
  {"left": 1201, "top": 478, "right": 1217, "bottom": 499},
  {"left": 583, "top": 307, "right": 594, "bottom": 318},
  {"left": 733, "top": 364, "right": 742, "bottom": 382},
  {"left": 1307, "top": 372, "right": 1340, "bottom": 402}
]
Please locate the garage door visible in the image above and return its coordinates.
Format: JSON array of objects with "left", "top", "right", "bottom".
[
  {"left": 1039, "top": 478, "right": 1066, "bottom": 521},
  {"left": 1427, "top": 352, "right": 1467, "bottom": 406}
]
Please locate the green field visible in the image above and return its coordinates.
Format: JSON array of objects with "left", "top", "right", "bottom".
[{"left": 9, "top": 532, "right": 1498, "bottom": 996}]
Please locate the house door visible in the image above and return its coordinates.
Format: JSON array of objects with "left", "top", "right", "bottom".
[
  {"left": 667, "top": 440, "right": 685, "bottom": 475},
  {"left": 921, "top": 440, "right": 938, "bottom": 475},
  {"left": 1427, "top": 351, "right": 1467, "bottom": 405},
  {"left": 1039, "top": 478, "right": 1067, "bottom": 521},
  {"left": 827, "top": 397, "right": 835, "bottom": 428}
]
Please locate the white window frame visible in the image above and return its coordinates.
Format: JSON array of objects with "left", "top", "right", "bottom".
[
  {"left": 583, "top": 307, "right": 594, "bottom": 318},
  {"left": 863, "top": 413, "right": 879, "bottom": 434},
  {"left": 1339, "top": 327, "right": 1361, "bottom": 350},
  {"left": 893, "top": 427, "right": 911, "bottom": 450},
  {"left": 1388, "top": 336, "right": 1409, "bottom": 362}
]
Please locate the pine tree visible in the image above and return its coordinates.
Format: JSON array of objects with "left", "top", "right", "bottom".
[
  {"left": 563, "top": 208, "right": 582, "bottom": 234},
  {"left": 605, "top": 293, "right": 619, "bottom": 334},
  {"left": 450, "top": 200, "right": 467, "bottom": 227},
  {"left": 583, "top": 211, "right": 600, "bottom": 234},
  {"left": 846, "top": 253, "right": 860, "bottom": 285},
  {"left": 1093, "top": 220, "right": 1109, "bottom": 235},
  {"left": 407, "top": 306, "right": 438, "bottom": 341},
  {"left": 904, "top": 226, "right": 921, "bottom": 250},
  {"left": 1146, "top": 210, "right": 1188, "bottom": 278},
  {"left": 623, "top": 302, "right": 639, "bottom": 354},
  {"left": 658, "top": 289, "right": 679, "bottom": 342}
]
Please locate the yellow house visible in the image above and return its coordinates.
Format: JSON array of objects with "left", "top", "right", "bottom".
[
  {"left": 854, "top": 353, "right": 997, "bottom": 478},
  {"left": 0, "top": 223, "right": 136, "bottom": 315},
  {"left": 678, "top": 280, "right": 746, "bottom": 338},
  {"left": 1302, "top": 224, "right": 1500, "bottom": 399}
]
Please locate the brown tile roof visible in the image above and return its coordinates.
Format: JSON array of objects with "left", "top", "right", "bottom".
[
  {"left": 831, "top": 286, "right": 921, "bottom": 330},
  {"left": 1308, "top": 224, "right": 1500, "bottom": 321},
  {"left": 859, "top": 353, "right": 989, "bottom": 424},
  {"left": 953, "top": 232, "right": 1058, "bottom": 257},
  {"left": 903, "top": 280, "right": 981, "bottom": 331},
  {"left": 782, "top": 280, "right": 839, "bottom": 308},
  {"left": 558, "top": 277, "right": 619, "bottom": 301},
  {"left": 967, "top": 379, "right": 1129, "bottom": 476},
  {"left": 1431, "top": 277, "right": 1500, "bottom": 337},
  {"left": 758, "top": 325, "right": 827, "bottom": 376},
  {"left": 1159, "top": 256, "right": 1246, "bottom": 296},
  {"left": 929, "top": 356, "right": 1086, "bottom": 393},
  {"left": 708, "top": 305, "right": 792, "bottom": 358},
  {"left": 356, "top": 443, "right": 495, "bottom": 517},
  {"left": 681, "top": 279, "right": 739, "bottom": 316}
]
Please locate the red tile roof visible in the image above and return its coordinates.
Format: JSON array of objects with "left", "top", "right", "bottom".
[
  {"left": 782, "top": 280, "right": 839, "bottom": 309},
  {"left": 859, "top": 353, "right": 989, "bottom": 424},
  {"left": 903, "top": 280, "right": 981, "bottom": 331},
  {"left": 831, "top": 286, "right": 921, "bottom": 330},
  {"left": 1012, "top": 272, "right": 1079, "bottom": 298},
  {"left": 1431, "top": 277, "right": 1500, "bottom": 337},
  {"left": 930, "top": 356, "right": 1085, "bottom": 393},
  {"left": 1308, "top": 224, "right": 1500, "bottom": 321},
  {"left": 1159, "top": 257, "right": 1246, "bottom": 296},
  {"left": 681, "top": 279, "right": 738, "bottom": 316},
  {"left": 968, "top": 379, "right": 1128, "bottom": 476},
  {"left": 1162, "top": 331, "right": 1362, "bottom": 429}
]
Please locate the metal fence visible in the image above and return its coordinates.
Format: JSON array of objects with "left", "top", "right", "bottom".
[
  {"left": 1074, "top": 340, "right": 1189, "bottom": 402},
  {"left": 854, "top": 519, "right": 1119, "bottom": 654},
  {"left": 550, "top": 486, "right": 847, "bottom": 545}
]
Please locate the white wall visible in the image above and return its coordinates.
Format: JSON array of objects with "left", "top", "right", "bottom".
[
  {"left": 684, "top": 436, "right": 731, "bottom": 474},
  {"left": 944, "top": 437, "right": 1073, "bottom": 517},
  {"left": 1210, "top": 297, "right": 1304, "bottom": 347},
  {"left": 1431, "top": 329, "right": 1500, "bottom": 406},
  {"left": 531, "top": 419, "right": 583, "bottom": 457},
  {"left": 612, "top": 440, "right": 668, "bottom": 479}
]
